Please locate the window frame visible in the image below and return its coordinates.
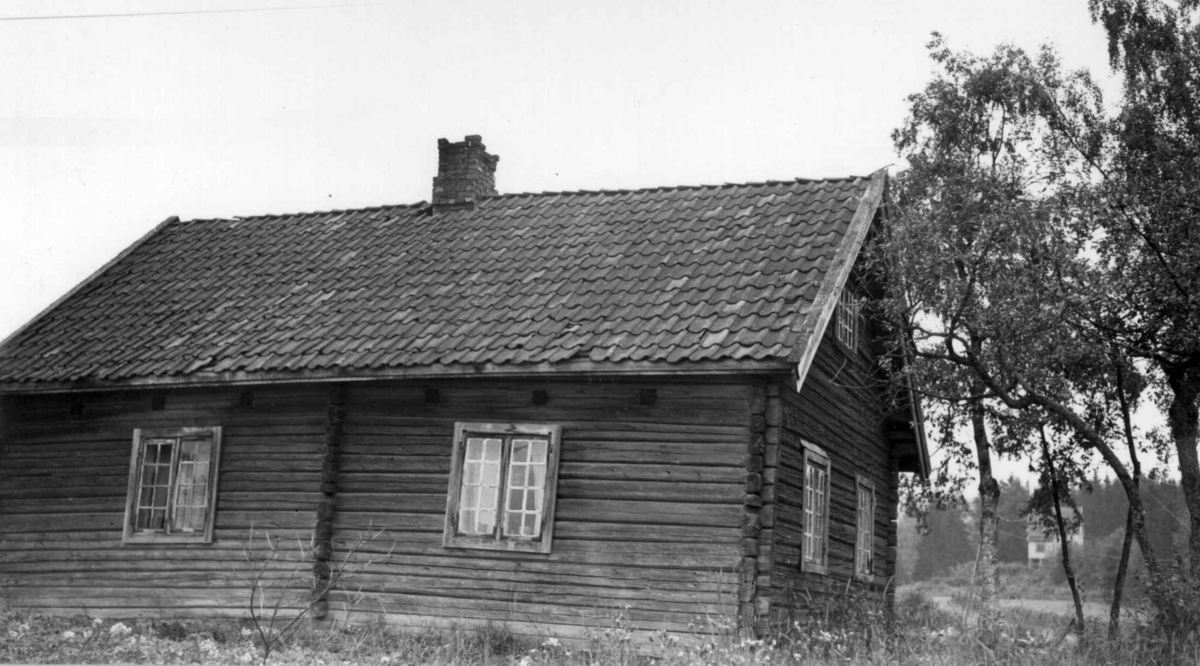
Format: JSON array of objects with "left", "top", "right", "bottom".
[
  {"left": 800, "top": 440, "right": 831, "bottom": 574},
  {"left": 122, "top": 426, "right": 223, "bottom": 545},
  {"left": 834, "top": 287, "right": 861, "bottom": 351},
  {"left": 854, "top": 474, "right": 876, "bottom": 580},
  {"left": 442, "top": 422, "right": 563, "bottom": 554}
]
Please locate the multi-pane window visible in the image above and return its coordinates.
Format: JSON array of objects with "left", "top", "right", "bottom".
[
  {"left": 444, "top": 422, "right": 562, "bottom": 553},
  {"left": 855, "top": 475, "right": 876, "bottom": 578},
  {"left": 835, "top": 287, "right": 860, "bottom": 350},
  {"left": 801, "top": 442, "right": 831, "bottom": 574},
  {"left": 122, "top": 427, "right": 222, "bottom": 544}
]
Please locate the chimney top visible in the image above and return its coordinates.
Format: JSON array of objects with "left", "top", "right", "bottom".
[{"left": 432, "top": 135, "right": 499, "bottom": 211}]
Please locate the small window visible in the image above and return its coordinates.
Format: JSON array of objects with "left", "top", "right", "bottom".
[
  {"left": 855, "top": 475, "right": 875, "bottom": 579},
  {"left": 835, "top": 287, "right": 860, "bottom": 350},
  {"left": 122, "top": 427, "right": 222, "bottom": 544},
  {"left": 443, "top": 422, "right": 563, "bottom": 553},
  {"left": 801, "top": 441, "right": 831, "bottom": 574}
]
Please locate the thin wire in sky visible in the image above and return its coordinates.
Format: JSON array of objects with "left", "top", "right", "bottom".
[{"left": 0, "top": 3, "right": 376, "bottom": 22}]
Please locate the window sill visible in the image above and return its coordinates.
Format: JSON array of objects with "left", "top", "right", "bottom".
[
  {"left": 122, "top": 534, "right": 213, "bottom": 546},
  {"left": 444, "top": 535, "right": 551, "bottom": 554},
  {"left": 800, "top": 561, "right": 827, "bottom": 575}
]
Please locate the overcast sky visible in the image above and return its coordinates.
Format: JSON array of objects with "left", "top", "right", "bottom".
[
  {"left": 0, "top": 0, "right": 1141, "bottom": 482},
  {"left": 1, "top": 0, "right": 1121, "bottom": 338}
]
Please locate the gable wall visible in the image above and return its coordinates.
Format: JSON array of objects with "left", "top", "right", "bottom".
[
  {"left": 756, "top": 308, "right": 899, "bottom": 632},
  {"left": 330, "top": 377, "right": 748, "bottom": 639}
]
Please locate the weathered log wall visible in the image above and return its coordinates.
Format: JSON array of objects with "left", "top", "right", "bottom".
[
  {"left": 756, "top": 323, "right": 900, "bottom": 630},
  {"left": 0, "top": 377, "right": 751, "bottom": 638},
  {"left": 328, "top": 378, "right": 748, "bottom": 639},
  {"left": 0, "top": 385, "right": 326, "bottom": 616}
]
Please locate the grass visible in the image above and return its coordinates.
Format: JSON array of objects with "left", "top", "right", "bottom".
[{"left": 2, "top": 591, "right": 1197, "bottom": 665}]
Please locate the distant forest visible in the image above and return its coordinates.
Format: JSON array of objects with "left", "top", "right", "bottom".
[{"left": 900, "top": 476, "right": 1190, "bottom": 599}]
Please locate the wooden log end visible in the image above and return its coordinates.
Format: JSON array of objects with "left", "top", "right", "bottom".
[
  {"left": 760, "top": 504, "right": 776, "bottom": 528},
  {"left": 764, "top": 444, "right": 780, "bottom": 468},
  {"left": 745, "top": 454, "right": 764, "bottom": 473}
]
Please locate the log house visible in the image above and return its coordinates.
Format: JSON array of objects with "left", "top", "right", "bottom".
[{"left": 0, "top": 135, "right": 928, "bottom": 640}]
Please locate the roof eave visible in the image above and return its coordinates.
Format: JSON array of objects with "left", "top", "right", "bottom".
[
  {"left": 0, "top": 357, "right": 796, "bottom": 394},
  {"left": 0, "top": 216, "right": 180, "bottom": 354}
]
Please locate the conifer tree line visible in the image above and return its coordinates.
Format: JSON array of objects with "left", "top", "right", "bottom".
[
  {"left": 904, "top": 475, "right": 1189, "bottom": 600},
  {"left": 874, "top": 0, "right": 1200, "bottom": 636}
]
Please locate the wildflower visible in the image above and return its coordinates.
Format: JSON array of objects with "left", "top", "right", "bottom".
[
  {"left": 518, "top": 656, "right": 532, "bottom": 666},
  {"left": 543, "top": 637, "right": 561, "bottom": 648},
  {"left": 62, "top": 630, "right": 77, "bottom": 640},
  {"left": 380, "top": 657, "right": 391, "bottom": 664},
  {"left": 240, "top": 627, "right": 253, "bottom": 638},
  {"left": 237, "top": 651, "right": 254, "bottom": 664},
  {"left": 7, "top": 631, "right": 17, "bottom": 639},
  {"left": 110, "top": 622, "right": 132, "bottom": 637},
  {"left": 92, "top": 617, "right": 104, "bottom": 626}
]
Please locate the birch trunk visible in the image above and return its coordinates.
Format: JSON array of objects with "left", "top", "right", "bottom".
[{"left": 972, "top": 399, "right": 1000, "bottom": 627}]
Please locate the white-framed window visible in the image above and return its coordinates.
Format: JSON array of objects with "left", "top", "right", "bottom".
[
  {"left": 835, "top": 287, "right": 861, "bottom": 350},
  {"left": 122, "top": 426, "right": 222, "bottom": 544},
  {"left": 443, "top": 422, "right": 563, "bottom": 554},
  {"left": 855, "top": 475, "right": 876, "bottom": 579},
  {"left": 801, "top": 441, "right": 831, "bottom": 574}
]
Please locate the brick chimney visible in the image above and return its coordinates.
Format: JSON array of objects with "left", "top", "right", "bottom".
[{"left": 431, "top": 135, "right": 499, "bottom": 211}]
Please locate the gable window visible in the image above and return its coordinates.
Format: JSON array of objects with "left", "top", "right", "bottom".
[
  {"left": 800, "top": 441, "right": 831, "bottom": 574},
  {"left": 855, "top": 475, "right": 876, "bottom": 579},
  {"left": 835, "top": 287, "right": 860, "bottom": 350},
  {"left": 443, "top": 422, "right": 563, "bottom": 554},
  {"left": 122, "top": 427, "right": 222, "bottom": 544}
]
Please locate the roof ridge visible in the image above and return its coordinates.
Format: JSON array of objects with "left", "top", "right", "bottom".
[
  {"left": 184, "top": 201, "right": 428, "bottom": 224},
  {"left": 502, "top": 174, "right": 869, "bottom": 199},
  {"left": 177, "top": 175, "right": 872, "bottom": 224}
]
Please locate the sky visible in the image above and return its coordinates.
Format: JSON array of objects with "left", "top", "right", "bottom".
[{"left": 0, "top": 0, "right": 1134, "bottom": 480}]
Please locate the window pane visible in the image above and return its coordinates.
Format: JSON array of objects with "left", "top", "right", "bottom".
[
  {"left": 135, "top": 438, "right": 176, "bottom": 532},
  {"left": 457, "top": 437, "right": 501, "bottom": 536},
  {"left": 502, "top": 438, "right": 548, "bottom": 539},
  {"left": 464, "top": 462, "right": 481, "bottom": 485},
  {"left": 476, "top": 508, "right": 495, "bottom": 532},
  {"left": 505, "top": 510, "right": 521, "bottom": 535},
  {"left": 171, "top": 437, "right": 212, "bottom": 532},
  {"left": 482, "top": 461, "right": 499, "bottom": 486}
]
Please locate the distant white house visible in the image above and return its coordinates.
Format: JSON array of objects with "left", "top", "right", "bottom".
[{"left": 1027, "top": 517, "right": 1084, "bottom": 567}]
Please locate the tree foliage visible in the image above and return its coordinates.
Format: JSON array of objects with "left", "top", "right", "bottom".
[{"left": 878, "top": 32, "right": 1177, "bottom": 616}]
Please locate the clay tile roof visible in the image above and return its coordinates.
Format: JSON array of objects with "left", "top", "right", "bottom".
[{"left": 0, "top": 171, "right": 886, "bottom": 388}]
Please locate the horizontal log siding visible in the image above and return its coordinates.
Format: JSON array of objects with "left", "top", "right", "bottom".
[
  {"left": 763, "top": 323, "right": 898, "bottom": 629},
  {"left": 0, "top": 386, "right": 326, "bottom": 616},
  {"left": 330, "top": 378, "right": 747, "bottom": 638}
]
